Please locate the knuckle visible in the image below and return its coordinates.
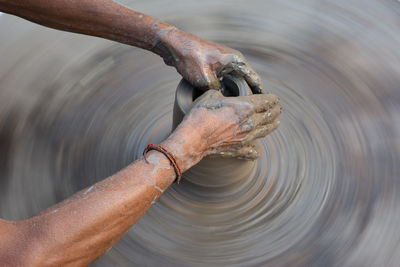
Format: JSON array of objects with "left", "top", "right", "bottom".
[
  {"left": 234, "top": 50, "right": 244, "bottom": 58},
  {"left": 240, "top": 120, "right": 254, "bottom": 132},
  {"left": 230, "top": 52, "right": 244, "bottom": 63},
  {"left": 253, "top": 75, "right": 262, "bottom": 84},
  {"left": 233, "top": 100, "right": 255, "bottom": 113},
  {"left": 264, "top": 111, "right": 273, "bottom": 122},
  {"left": 270, "top": 94, "right": 280, "bottom": 104},
  {"left": 219, "top": 65, "right": 234, "bottom": 76}
]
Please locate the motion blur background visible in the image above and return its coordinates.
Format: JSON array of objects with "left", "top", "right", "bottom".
[{"left": 1, "top": 0, "right": 400, "bottom": 266}]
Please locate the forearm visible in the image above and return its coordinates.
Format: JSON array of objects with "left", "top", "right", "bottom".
[
  {"left": 0, "top": 0, "right": 173, "bottom": 52},
  {"left": 17, "top": 150, "right": 177, "bottom": 266}
]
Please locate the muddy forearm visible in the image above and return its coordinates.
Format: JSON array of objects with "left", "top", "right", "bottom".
[
  {"left": 18, "top": 150, "right": 176, "bottom": 266},
  {"left": 0, "top": 0, "right": 174, "bottom": 52}
]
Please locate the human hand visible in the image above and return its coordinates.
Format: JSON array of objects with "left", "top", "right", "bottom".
[
  {"left": 162, "top": 90, "right": 280, "bottom": 172},
  {"left": 152, "top": 27, "right": 263, "bottom": 93}
]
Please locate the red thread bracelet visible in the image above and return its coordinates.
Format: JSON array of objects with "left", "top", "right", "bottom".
[{"left": 143, "top": 144, "right": 182, "bottom": 184}]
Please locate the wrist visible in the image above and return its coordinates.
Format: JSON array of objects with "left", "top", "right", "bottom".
[
  {"left": 142, "top": 150, "right": 177, "bottom": 185},
  {"left": 151, "top": 26, "right": 183, "bottom": 64},
  {"left": 161, "top": 127, "right": 206, "bottom": 172}
]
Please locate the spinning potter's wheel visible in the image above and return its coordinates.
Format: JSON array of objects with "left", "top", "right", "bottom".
[{"left": 1, "top": 0, "right": 400, "bottom": 266}]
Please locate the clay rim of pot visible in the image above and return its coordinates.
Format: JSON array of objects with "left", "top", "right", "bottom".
[{"left": 175, "top": 75, "right": 252, "bottom": 116}]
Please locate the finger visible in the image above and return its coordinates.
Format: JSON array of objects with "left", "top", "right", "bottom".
[
  {"left": 235, "top": 63, "right": 264, "bottom": 94},
  {"left": 250, "top": 105, "right": 282, "bottom": 126},
  {"left": 216, "top": 144, "right": 260, "bottom": 160},
  {"left": 202, "top": 69, "right": 222, "bottom": 90},
  {"left": 239, "top": 93, "right": 279, "bottom": 113},
  {"left": 250, "top": 119, "right": 280, "bottom": 139},
  {"left": 218, "top": 64, "right": 235, "bottom": 77},
  {"left": 227, "top": 54, "right": 264, "bottom": 94},
  {"left": 207, "top": 73, "right": 222, "bottom": 90}
]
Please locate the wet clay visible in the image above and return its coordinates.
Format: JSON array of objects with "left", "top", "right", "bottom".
[{"left": 1, "top": 0, "right": 400, "bottom": 266}]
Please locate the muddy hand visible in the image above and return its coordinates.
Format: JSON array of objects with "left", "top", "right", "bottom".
[
  {"left": 193, "top": 90, "right": 280, "bottom": 157},
  {"left": 163, "top": 90, "right": 280, "bottom": 171},
  {"left": 152, "top": 27, "right": 264, "bottom": 93}
]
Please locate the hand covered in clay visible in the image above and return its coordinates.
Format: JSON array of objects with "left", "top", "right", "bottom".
[
  {"left": 153, "top": 27, "right": 264, "bottom": 93},
  {"left": 162, "top": 90, "right": 280, "bottom": 171}
]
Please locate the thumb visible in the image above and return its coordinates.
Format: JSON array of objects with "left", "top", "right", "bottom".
[{"left": 199, "top": 70, "right": 221, "bottom": 91}]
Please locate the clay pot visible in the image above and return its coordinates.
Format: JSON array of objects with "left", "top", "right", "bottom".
[
  {"left": 172, "top": 75, "right": 252, "bottom": 130},
  {"left": 172, "top": 75, "right": 257, "bottom": 187}
]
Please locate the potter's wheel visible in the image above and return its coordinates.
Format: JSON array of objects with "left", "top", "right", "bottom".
[{"left": 1, "top": 0, "right": 400, "bottom": 266}]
